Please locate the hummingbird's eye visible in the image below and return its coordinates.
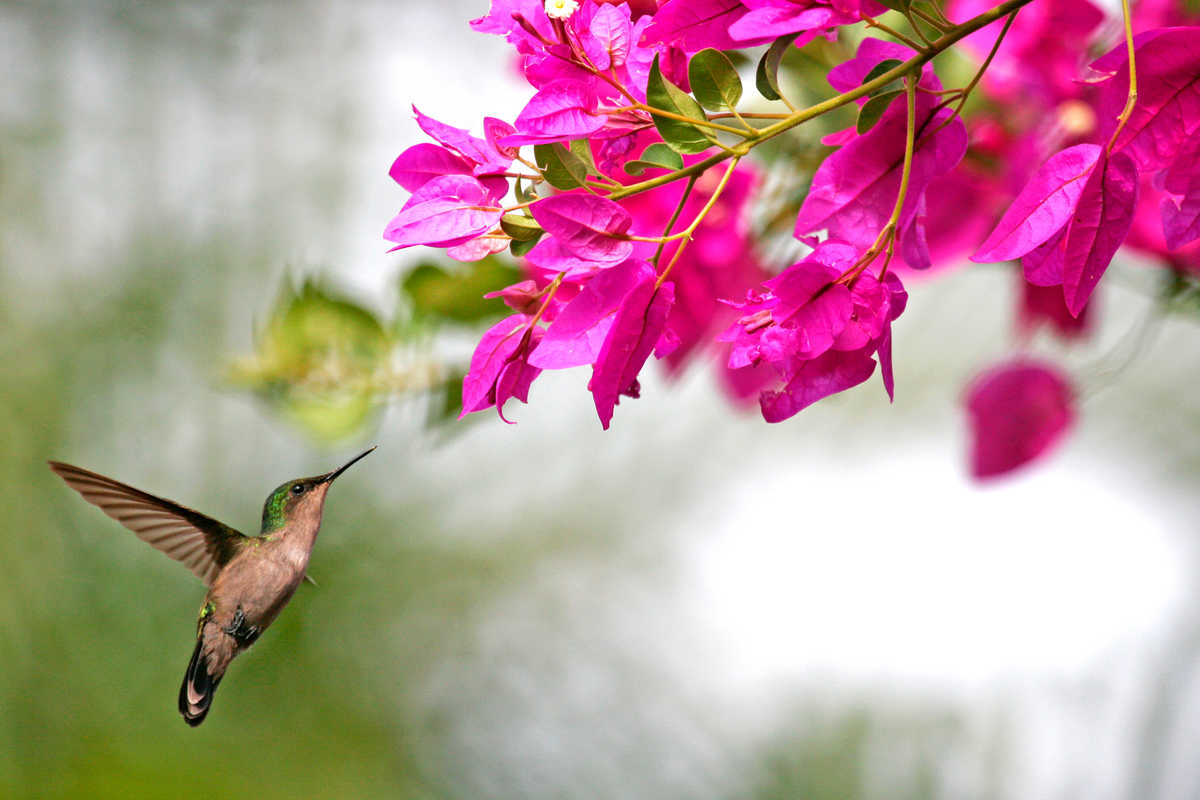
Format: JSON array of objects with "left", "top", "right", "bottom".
[{"left": 290, "top": 483, "right": 305, "bottom": 495}]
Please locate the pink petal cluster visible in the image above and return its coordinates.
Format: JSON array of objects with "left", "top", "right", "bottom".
[
  {"left": 385, "top": 110, "right": 515, "bottom": 261},
  {"left": 1124, "top": 175, "right": 1200, "bottom": 275},
  {"left": 719, "top": 241, "right": 906, "bottom": 422},
  {"left": 377, "top": 0, "right": 1200, "bottom": 465},
  {"left": 472, "top": 1, "right": 658, "bottom": 147},
  {"left": 973, "top": 143, "right": 1139, "bottom": 316},
  {"left": 620, "top": 156, "right": 773, "bottom": 394},
  {"left": 460, "top": 314, "right": 545, "bottom": 423},
  {"left": 1018, "top": 277, "right": 1092, "bottom": 340},
  {"left": 1091, "top": 27, "right": 1200, "bottom": 253},
  {"left": 972, "top": 26, "right": 1200, "bottom": 316},
  {"left": 795, "top": 39, "right": 969, "bottom": 270},
  {"left": 950, "top": 0, "right": 1104, "bottom": 105},
  {"left": 464, "top": 257, "right": 676, "bottom": 428},
  {"left": 965, "top": 360, "right": 1076, "bottom": 480},
  {"left": 461, "top": 151, "right": 770, "bottom": 426},
  {"left": 643, "top": 0, "right": 885, "bottom": 53}
]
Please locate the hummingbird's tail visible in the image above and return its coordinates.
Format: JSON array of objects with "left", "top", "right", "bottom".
[{"left": 178, "top": 637, "right": 220, "bottom": 726}]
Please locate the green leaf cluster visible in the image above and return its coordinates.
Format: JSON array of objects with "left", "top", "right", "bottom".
[
  {"left": 229, "top": 279, "right": 391, "bottom": 440},
  {"left": 401, "top": 257, "right": 523, "bottom": 324},
  {"left": 646, "top": 55, "right": 717, "bottom": 154}
]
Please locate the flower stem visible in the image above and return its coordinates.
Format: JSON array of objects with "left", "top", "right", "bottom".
[
  {"left": 609, "top": 103, "right": 752, "bottom": 137},
  {"left": 1105, "top": 0, "right": 1138, "bottom": 154},
  {"left": 529, "top": 272, "right": 565, "bottom": 328},
  {"left": 655, "top": 158, "right": 741, "bottom": 289},
  {"left": 653, "top": 174, "right": 699, "bottom": 268},
  {"left": 932, "top": 8, "right": 1018, "bottom": 133},
  {"left": 883, "top": 74, "right": 920, "bottom": 274},
  {"left": 911, "top": 5, "right": 953, "bottom": 32},
  {"left": 843, "top": 72, "right": 918, "bottom": 283},
  {"left": 861, "top": 13, "right": 926, "bottom": 51}
]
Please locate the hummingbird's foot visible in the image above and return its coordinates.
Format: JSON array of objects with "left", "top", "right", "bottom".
[{"left": 222, "top": 606, "right": 260, "bottom": 647}]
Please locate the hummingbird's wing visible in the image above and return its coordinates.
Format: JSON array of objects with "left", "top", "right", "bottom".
[{"left": 48, "top": 461, "right": 250, "bottom": 587}]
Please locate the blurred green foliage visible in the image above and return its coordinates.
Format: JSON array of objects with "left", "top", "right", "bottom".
[
  {"left": 401, "top": 257, "right": 523, "bottom": 325},
  {"left": 228, "top": 256, "right": 523, "bottom": 441},
  {"left": 229, "top": 279, "right": 394, "bottom": 440}
]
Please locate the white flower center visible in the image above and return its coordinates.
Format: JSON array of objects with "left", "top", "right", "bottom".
[{"left": 544, "top": 0, "right": 580, "bottom": 20}]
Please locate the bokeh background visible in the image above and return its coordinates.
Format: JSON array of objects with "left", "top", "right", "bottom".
[{"left": 3, "top": 2, "right": 1200, "bottom": 798}]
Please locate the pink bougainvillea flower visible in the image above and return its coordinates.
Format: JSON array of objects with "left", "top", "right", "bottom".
[
  {"left": 1091, "top": 27, "right": 1200, "bottom": 172},
  {"left": 384, "top": 175, "right": 504, "bottom": 251},
  {"left": 1160, "top": 134, "right": 1200, "bottom": 250},
  {"left": 622, "top": 157, "right": 771, "bottom": 371},
  {"left": 446, "top": 235, "right": 509, "bottom": 263},
  {"left": 1018, "top": 276, "right": 1092, "bottom": 340},
  {"left": 720, "top": 242, "right": 853, "bottom": 369},
  {"left": 973, "top": 144, "right": 1101, "bottom": 261},
  {"left": 950, "top": 0, "right": 1103, "bottom": 105},
  {"left": 577, "top": 1, "right": 633, "bottom": 71},
  {"left": 1131, "top": 0, "right": 1200, "bottom": 30},
  {"left": 413, "top": 106, "right": 513, "bottom": 176},
  {"left": 469, "top": 0, "right": 558, "bottom": 55},
  {"left": 388, "top": 143, "right": 474, "bottom": 193},
  {"left": 506, "top": 79, "right": 606, "bottom": 144},
  {"left": 485, "top": 280, "right": 545, "bottom": 315},
  {"left": 727, "top": 0, "right": 865, "bottom": 47},
  {"left": 795, "top": 40, "right": 968, "bottom": 269},
  {"left": 972, "top": 143, "right": 1139, "bottom": 315},
  {"left": 588, "top": 270, "right": 675, "bottom": 429},
  {"left": 475, "top": 0, "right": 658, "bottom": 129},
  {"left": 891, "top": 157, "right": 1009, "bottom": 273},
  {"left": 965, "top": 360, "right": 1076, "bottom": 480},
  {"left": 759, "top": 348, "right": 878, "bottom": 422},
  {"left": 528, "top": 258, "right": 652, "bottom": 369},
  {"left": 719, "top": 241, "right": 907, "bottom": 421},
  {"left": 641, "top": 0, "right": 747, "bottom": 52},
  {"left": 826, "top": 37, "right": 919, "bottom": 101},
  {"left": 1124, "top": 175, "right": 1200, "bottom": 274},
  {"left": 460, "top": 314, "right": 545, "bottom": 423},
  {"left": 515, "top": 257, "right": 677, "bottom": 429},
  {"left": 523, "top": 236, "right": 611, "bottom": 280},
  {"left": 530, "top": 193, "right": 635, "bottom": 264}
]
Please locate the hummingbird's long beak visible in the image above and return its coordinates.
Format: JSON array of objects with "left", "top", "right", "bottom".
[{"left": 320, "top": 446, "right": 376, "bottom": 484}]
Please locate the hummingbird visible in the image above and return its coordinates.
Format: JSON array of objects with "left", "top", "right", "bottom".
[{"left": 47, "top": 447, "right": 375, "bottom": 726}]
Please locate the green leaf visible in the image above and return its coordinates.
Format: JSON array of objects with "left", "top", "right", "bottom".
[
  {"left": 856, "top": 89, "right": 904, "bottom": 134},
  {"left": 874, "top": 0, "right": 911, "bottom": 11},
  {"left": 510, "top": 232, "right": 543, "bottom": 257},
  {"left": 533, "top": 142, "right": 589, "bottom": 190},
  {"left": 514, "top": 176, "right": 540, "bottom": 205},
  {"left": 862, "top": 58, "right": 904, "bottom": 95},
  {"left": 499, "top": 213, "right": 543, "bottom": 242},
  {"left": 568, "top": 139, "right": 600, "bottom": 176},
  {"left": 646, "top": 54, "right": 713, "bottom": 154},
  {"left": 501, "top": 213, "right": 545, "bottom": 257},
  {"left": 623, "top": 142, "right": 685, "bottom": 176},
  {"left": 688, "top": 48, "right": 743, "bottom": 111},
  {"left": 755, "top": 33, "right": 800, "bottom": 102},
  {"left": 401, "top": 256, "right": 523, "bottom": 324}
]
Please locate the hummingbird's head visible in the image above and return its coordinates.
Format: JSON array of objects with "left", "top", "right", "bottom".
[{"left": 261, "top": 447, "right": 376, "bottom": 533}]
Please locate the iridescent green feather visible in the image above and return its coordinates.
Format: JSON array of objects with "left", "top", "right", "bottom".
[{"left": 260, "top": 483, "right": 292, "bottom": 533}]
